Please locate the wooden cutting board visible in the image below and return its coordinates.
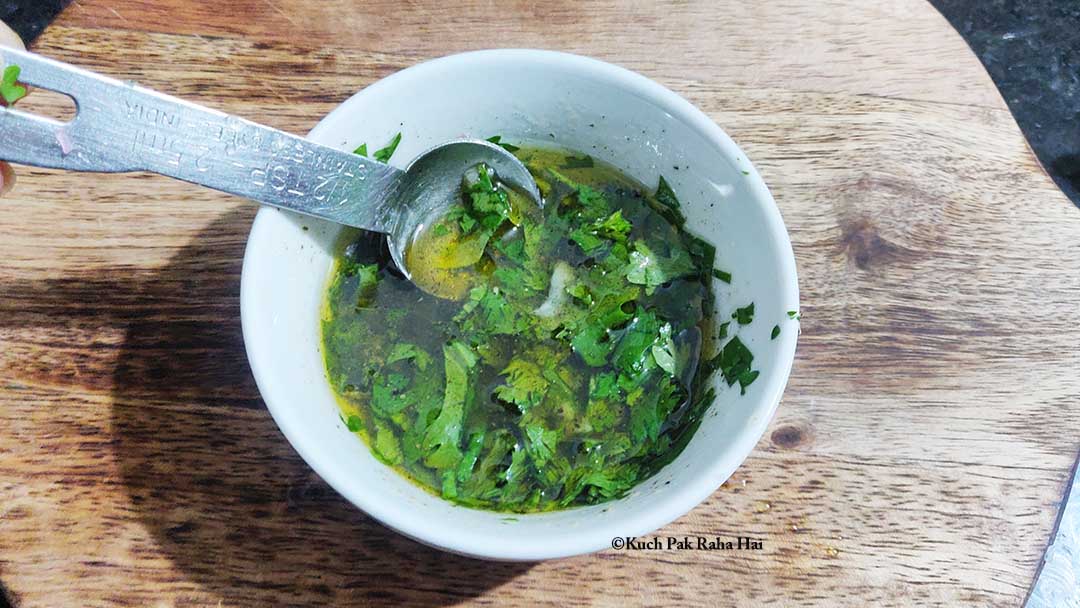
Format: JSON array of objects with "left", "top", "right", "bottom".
[{"left": 2, "top": 1, "right": 1077, "bottom": 606}]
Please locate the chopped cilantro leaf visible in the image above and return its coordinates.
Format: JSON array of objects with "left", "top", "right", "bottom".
[
  {"left": 374, "top": 422, "right": 404, "bottom": 465},
  {"left": 486, "top": 135, "right": 520, "bottom": 153},
  {"left": 387, "top": 343, "right": 432, "bottom": 370},
  {"left": 340, "top": 263, "right": 379, "bottom": 309},
  {"left": 456, "top": 431, "right": 486, "bottom": 482},
  {"left": 460, "top": 163, "right": 512, "bottom": 233},
  {"left": 571, "top": 324, "right": 613, "bottom": 367},
  {"left": 353, "top": 143, "right": 368, "bottom": 156},
  {"left": 422, "top": 341, "right": 478, "bottom": 469},
  {"left": 717, "top": 336, "right": 757, "bottom": 393},
  {"left": 788, "top": 310, "right": 801, "bottom": 320},
  {"left": 717, "top": 321, "right": 730, "bottom": 340},
  {"left": 373, "top": 132, "right": 402, "bottom": 163},
  {"left": 771, "top": 325, "right": 780, "bottom": 340},
  {"left": 650, "top": 323, "right": 678, "bottom": 376},
  {"left": 655, "top": 176, "right": 680, "bottom": 210},
  {"left": 737, "top": 369, "right": 759, "bottom": 395},
  {"left": 652, "top": 175, "right": 687, "bottom": 226},
  {"left": 713, "top": 268, "right": 732, "bottom": 283},
  {"left": 612, "top": 309, "right": 661, "bottom": 375},
  {"left": 492, "top": 359, "right": 549, "bottom": 412},
  {"left": 441, "top": 471, "right": 458, "bottom": 499},
  {"left": 563, "top": 154, "right": 594, "bottom": 168},
  {"left": 458, "top": 213, "right": 478, "bottom": 234},
  {"left": 524, "top": 424, "right": 559, "bottom": 466},
  {"left": 625, "top": 241, "right": 695, "bottom": 293},
  {"left": 0, "top": 65, "right": 27, "bottom": 106},
  {"left": 371, "top": 372, "right": 412, "bottom": 415},
  {"left": 343, "top": 414, "right": 362, "bottom": 432},
  {"left": 732, "top": 302, "right": 754, "bottom": 325},
  {"left": 568, "top": 282, "right": 594, "bottom": 306},
  {"left": 628, "top": 382, "right": 662, "bottom": 443},
  {"left": 456, "top": 285, "right": 528, "bottom": 335},
  {"left": 569, "top": 209, "right": 632, "bottom": 255},
  {"left": 547, "top": 169, "right": 609, "bottom": 219},
  {"left": 569, "top": 290, "right": 637, "bottom": 367}
]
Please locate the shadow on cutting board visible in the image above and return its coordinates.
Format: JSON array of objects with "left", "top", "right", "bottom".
[{"left": 108, "top": 207, "right": 531, "bottom": 606}]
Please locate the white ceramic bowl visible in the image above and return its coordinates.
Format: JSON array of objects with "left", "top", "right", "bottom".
[{"left": 240, "top": 49, "right": 798, "bottom": 561}]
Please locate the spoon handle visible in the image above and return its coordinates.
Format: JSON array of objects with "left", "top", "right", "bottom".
[{"left": 0, "top": 48, "right": 403, "bottom": 232}]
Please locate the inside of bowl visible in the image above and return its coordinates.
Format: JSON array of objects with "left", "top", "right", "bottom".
[{"left": 241, "top": 50, "right": 798, "bottom": 559}]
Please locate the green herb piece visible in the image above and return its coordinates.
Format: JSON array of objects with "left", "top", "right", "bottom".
[
  {"left": 563, "top": 154, "right": 594, "bottom": 169},
  {"left": 456, "top": 285, "right": 529, "bottom": 336},
  {"left": 655, "top": 176, "right": 680, "bottom": 211},
  {"left": 717, "top": 321, "right": 730, "bottom": 340},
  {"left": 571, "top": 324, "right": 613, "bottom": 367},
  {"left": 458, "top": 213, "right": 478, "bottom": 234},
  {"left": 344, "top": 414, "right": 362, "bottom": 432},
  {"left": 460, "top": 163, "right": 512, "bottom": 234},
  {"left": 341, "top": 263, "right": 380, "bottom": 308},
  {"left": 628, "top": 381, "right": 663, "bottom": 443},
  {"left": 585, "top": 372, "right": 623, "bottom": 433},
  {"left": 650, "top": 323, "right": 677, "bottom": 376},
  {"left": 432, "top": 223, "right": 450, "bottom": 237},
  {"left": 569, "top": 290, "right": 638, "bottom": 367},
  {"left": 353, "top": 143, "right": 368, "bottom": 156},
  {"left": 612, "top": 309, "right": 661, "bottom": 375},
  {"left": 440, "top": 471, "right": 458, "bottom": 499},
  {"left": 373, "top": 132, "right": 402, "bottom": 163},
  {"left": 625, "top": 241, "right": 695, "bottom": 293},
  {"left": 771, "top": 325, "right": 780, "bottom": 340},
  {"left": 371, "top": 372, "right": 412, "bottom": 415},
  {"left": 568, "top": 282, "right": 594, "bottom": 307},
  {"left": 374, "top": 422, "right": 404, "bottom": 465},
  {"left": 0, "top": 65, "right": 27, "bottom": 105},
  {"left": 652, "top": 176, "right": 687, "bottom": 226},
  {"left": 421, "top": 341, "right": 478, "bottom": 469},
  {"left": 486, "top": 135, "right": 520, "bottom": 153},
  {"left": 713, "top": 268, "right": 732, "bottom": 283},
  {"left": 387, "top": 343, "right": 432, "bottom": 370},
  {"left": 573, "top": 184, "right": 609, "bottom": 219},
  {"left": 547, "top": 169, "right": 609, "bottom": 219},
  {"left": 716, "top": 336, "right": 758, "bottom": 395},
  {"left": 569, "top": 209, "right": 632, "bottom": 255},
  {"left": 732, "top": 302, "right": 755, "bottom": 325},
  {"left": 737, "top": 370, "right": 759, "bottom": 395},
  {"left": 456, "top": 431, "right": 486, "bottom": 482},
  {"left": 492, "top": 359, "right": 549, "bottom": 412},
  {"left": 787, "top": 310, "right": 801, "bottom": 320},
  {"left": 524, "top": 424, "right": 559, "bottom": 467},
  {"left": 492, "top": 265, "right": 544, "bottom": 299}
]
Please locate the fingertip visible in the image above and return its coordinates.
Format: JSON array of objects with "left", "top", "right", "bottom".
[
  {"left": 0, "top": 21, "right": 25, "bottom": 51},
  {"left": 0, "top": 162, "right": 15, "bottom": 196}
]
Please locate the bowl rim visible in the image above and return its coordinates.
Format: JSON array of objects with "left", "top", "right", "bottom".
[{"left": 241, "top": 48, "right": 799, "bottom": 560}]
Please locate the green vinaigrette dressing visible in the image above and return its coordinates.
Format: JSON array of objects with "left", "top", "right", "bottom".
[{"left": 321, "top": 144, "right": 755, "bottom": 513}]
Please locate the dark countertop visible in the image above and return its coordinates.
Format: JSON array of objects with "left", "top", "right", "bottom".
[
  {"left": 2, "top": 1, "right": 1077, "bottom": 208},
  {"left": 931, "top": 0, "right": 1080, "bottom": 207},
  {"left": 0, "top": 0, "right": 67, "bottom": 42}
]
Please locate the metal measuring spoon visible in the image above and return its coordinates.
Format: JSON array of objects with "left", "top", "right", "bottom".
[{"left": 0, "top": 48, "right": 541, "bottom": 292}]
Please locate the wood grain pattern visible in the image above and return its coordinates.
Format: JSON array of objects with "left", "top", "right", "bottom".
[{"left": 1, "top": 1, "right": 1077, "bottom": 606}]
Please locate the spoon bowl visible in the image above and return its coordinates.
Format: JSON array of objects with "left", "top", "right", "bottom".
[{"left": 387, "top": 138, "right": 541, "bottom": 283}]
